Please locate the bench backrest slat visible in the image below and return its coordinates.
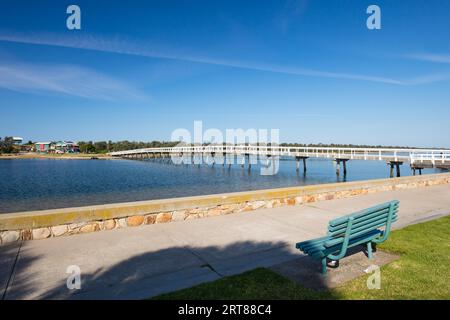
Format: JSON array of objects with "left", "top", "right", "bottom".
[
  {"left": 329, "top": 201, "right": 399, "bottom": 227},
  {"left": 328, "top": 209, "right": 397, "bottom": 234},
  {"left": 327, "top": 200, "right": 399, "bottom": 240},
  {"left": 328, "top": 212, "right": 397, "bottom": 236}
]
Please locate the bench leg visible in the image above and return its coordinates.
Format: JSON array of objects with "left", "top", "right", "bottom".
[
  {"left": 367, "top": 242, "right": 373, "bottom": 260},
  {"left": 321, "top": 257, "right": 328, "bottom": 275}
]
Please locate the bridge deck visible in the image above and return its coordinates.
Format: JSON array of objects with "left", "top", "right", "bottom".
[{"left": 109, "top": 146, "right": 450, "bottom": 169}]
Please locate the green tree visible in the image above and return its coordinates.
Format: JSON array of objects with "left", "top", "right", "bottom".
[{"left": 0, "top": 137, "right": 15, "bottom": 154}]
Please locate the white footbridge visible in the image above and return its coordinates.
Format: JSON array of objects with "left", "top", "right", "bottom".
[{"left": 109, "top": 146, "right": 450, "bottom": 176}]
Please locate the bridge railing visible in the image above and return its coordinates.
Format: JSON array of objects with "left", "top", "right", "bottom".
[
  {"left": 410, "top": 151, "right": 450, "bottom": 165},
  {"left": 109, "top": 145, "right": 450, "bottom": 164}
]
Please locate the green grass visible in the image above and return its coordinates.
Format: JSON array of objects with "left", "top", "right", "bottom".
[{"left": 155, "top": 215, "right": 450, "bottom": 300}]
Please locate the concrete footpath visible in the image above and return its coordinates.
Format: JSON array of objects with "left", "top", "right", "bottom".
[{"left": 1, "top": 184, "right": 450, "bottom": 300}]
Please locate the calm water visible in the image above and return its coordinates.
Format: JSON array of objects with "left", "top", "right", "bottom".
[{"left": 0, "top": 158, "right": 442, "bottom": 213}]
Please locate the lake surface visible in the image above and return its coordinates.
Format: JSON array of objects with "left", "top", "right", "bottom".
[{"left": 0, "top": 158, "right": 442, "bottom": 213}]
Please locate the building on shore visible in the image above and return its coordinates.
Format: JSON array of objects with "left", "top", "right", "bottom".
[
  {"left": 12, "top": 137, "right": 23, "bottom": 145},
  {"left": 34, "top": 141, "right": 80, "bottom": 153},
  {"left": 54, "top": 141, "right": 80, "bottom": 153},
  {"left": 34, "top": 142, "right": 52, "bottom": 153}
]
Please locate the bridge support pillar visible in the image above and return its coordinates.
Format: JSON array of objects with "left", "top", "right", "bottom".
[
  {"left": 334, "top": 158, "right": 349, "bottom": 176},
  {"left": 245, "top": 154, "right": 251, "bottom": 170},
  {"left": 411, "top": 166, "right": 423, "bottom": 176},
  {"left": 296, "top": 156, "right": 308, "bottom": 173},
  {"left": 211, "top": 152, "right": 216, "bottom": 167},
  {"left": 388, "top": 161, "right": 403, "bottom": 178}
]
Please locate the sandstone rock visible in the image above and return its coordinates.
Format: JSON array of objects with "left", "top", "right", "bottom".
[
  {"left": 117, "top": 218, "right": 128, "bottom": 228},
  {"left": 79, "top": 223, "right": 99, "bottom": 233},
  {"left": 295, "top": 197, "right": 303, "bottom": 205},
  {"left": 220, "top": 204, "right": 237, "bottom": 215},
  {"left": 20, "top": 229, "right": 32, "bottom": 241},
  {"left": 264, "top": 201, "right": 273, "bottom": 208},
  {"left": 171, "top": 210, "right": 187, "bottom": 221},
  {"left": 317, "top": 193, "right": 333, "bottom": 201},
  {"left": 32, "top": 228, "right": 51, "bottom": 240},
  {"left": 286, "top": 198, "right": 296, "bottom": 206},
  {"left": 1, "top": 230, "right": 20, "bottom": 243},
  {"left": 103, "top": 219, "right": 116, "bottom": 230},
  {"left": 127, "top": 215, "right": 144, "bottom": 227},
  {"left": 156, "top": 212, "right": 172, "bottom": 223},
  {"left": 51, "top": 225, "right": 68, "bottom": 237},
  {"left": 187, "top": 208, "right": 201, "bottom": 215},
  {"left": 250, "top": 201, "right": 266, "bottom": 210},
  {"left": 145, "top": 214, "right": 157, "bottom": 224},
  {"left": 304, "top": 195, "right": 316, "bottom": 203},
  {"left": 272, "top": 199, "right": 283, "bottom": 207},
  {"left": 185, "top": 213, "right": 200, "bottom": 220},
  {"left": 69, "top": 222, "right": 84, "bottom": 231},
  {"left": 206, "top": 207, "right": 222, "bottom": 217},
  {"left": 349, "top": 189, "right": 362, "bottom": 195}
]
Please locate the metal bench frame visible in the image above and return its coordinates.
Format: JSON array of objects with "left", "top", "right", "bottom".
[{"left": 296, "top": 200, "right": 399, "bottom": 274}]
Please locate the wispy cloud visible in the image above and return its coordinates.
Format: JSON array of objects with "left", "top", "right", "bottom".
[
  {"left": 275, "top": 0, "right": 309, "bottom": 34},
  {"left": 405, "top": 72, "right": 450, "bottom": 85},
  {"left": 0, "top": 61, "right": 148, "bottom": 101},
  {"left": 407, "top": 53, "right": 450, "bottom": 64},
  {"left": 1, "top": 31, "right": 450, "bottom": 86}
]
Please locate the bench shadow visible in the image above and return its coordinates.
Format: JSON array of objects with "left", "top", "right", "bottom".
[
  {"left": 272, "top": 244, "right": 401, "bottom": 294},
  {"left": 2, "top": 239, "right": 350, "bottom": 300}
]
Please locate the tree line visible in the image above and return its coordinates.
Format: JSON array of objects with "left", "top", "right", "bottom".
[
  {"left": 0, "top": 137, "right": 33, "bottom": 153},
  {"left": 77, "top": 140, "right": 180, "bottom": 153},
  {"left": 0, "top": 136, "right": 441, "bottom": 154},
  {"left": 0, "top": 137, "right": 15, "bottom": 153}
]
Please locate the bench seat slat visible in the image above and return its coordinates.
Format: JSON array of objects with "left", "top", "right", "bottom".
[
  {"left": 310, "top": 229, "right": 383, "bottom": 258},
  {"left": 301, "top": 227, "right": 386, "bottom": 255},
  {"left": 295, "top": 235, "right": 331, "bottom": 251}
]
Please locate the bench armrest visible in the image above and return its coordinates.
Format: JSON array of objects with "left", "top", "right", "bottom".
[
  {"left": 327, "top": 216, "right": 354, "bottom": 260},
  {"left": 372, "top": 202, "right": 396, "bottom": 244}
]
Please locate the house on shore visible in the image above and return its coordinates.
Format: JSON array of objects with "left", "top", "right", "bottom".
[
  {"left": 34, "top": 142, "right": 52, "bottom": 153},
  {"left": 34, "top": 141, "right": 80, "bottom": 153},
  {"left": 54, "top": 141, "right": 80, "bottom": 153},
  {"left": 12, "top": 137, "right": 23, "bottom": 145}
]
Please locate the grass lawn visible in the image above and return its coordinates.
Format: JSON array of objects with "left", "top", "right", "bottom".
[{"left": 155, "top": 215, "right": 450, "bottom": 300}]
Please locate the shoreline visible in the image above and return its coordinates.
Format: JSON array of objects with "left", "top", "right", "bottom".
[{"left": 0, "top": 153, "right": 114, "bottom": 160}]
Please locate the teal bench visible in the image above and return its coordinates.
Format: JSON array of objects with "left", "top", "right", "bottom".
[{"left": 295, "top": 200, "right": 399, "bottom": 274}]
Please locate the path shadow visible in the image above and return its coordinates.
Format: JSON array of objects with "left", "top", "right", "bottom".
[
  {"left": 1, "top": 239, "right": 346, "bottom": 300},
  {"left": 0, "top": 242, "right": 40, "bottom": 300}
]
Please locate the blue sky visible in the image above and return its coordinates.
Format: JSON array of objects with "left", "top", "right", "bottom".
[{"left": 0, "top": 0, "right": 449, "bottom": 147}]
